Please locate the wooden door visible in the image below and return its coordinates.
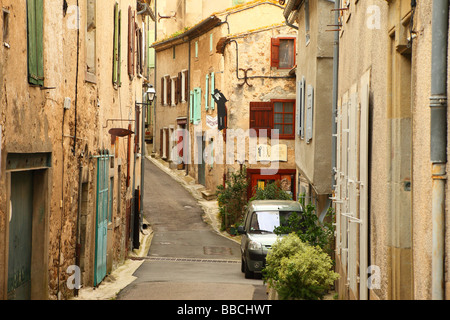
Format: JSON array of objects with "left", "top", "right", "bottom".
[{"left": 8, "top": 171, "right": 34, "bottom": 300}]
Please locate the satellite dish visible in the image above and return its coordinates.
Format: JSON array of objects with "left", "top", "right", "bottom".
[{"left": 108, "top": 128, "right": 134, "bottom": 137}]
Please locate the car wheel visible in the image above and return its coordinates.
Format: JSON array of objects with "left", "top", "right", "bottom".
[{"left": 244, "top": 261, "right": 255, "bottom": 279}]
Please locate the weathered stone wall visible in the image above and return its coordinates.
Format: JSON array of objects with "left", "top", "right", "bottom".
[{"left": 0, "top": 0, "right": 146, "bottom": 299}]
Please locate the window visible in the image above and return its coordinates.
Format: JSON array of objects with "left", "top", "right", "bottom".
[
  {"left": 171, "top": 76, "right": 178, "bottom": 106},
  {"left": 27, "top": 0, "right": 44, "bottom": 86},
  {"left": 195, "top": 40, "right": 198, "bottom": 58},
  {"left": 209, "top": 33, "right": 213, "bottom": 52},
  {"left": 86, "top": 0, "right": 96, "bottom": 82},
  {"left": 271, "top": 37, "right": 296, "bottom": 69},
  {"left": 113, "top": 3, "right": 121, "bottom": 86},
  {"left": 3, "top": 8, "right": 9, "bottom": 44},
  {"left": 162, "top": 72, "right": 186, "bottom": 106},
  {"left": 274, "top": 100, "right": 295, "bottom": 137},
  {"left": 190, "top": 88, "right": 201, "bottom": 124},
  {"left": 161, "top": 75, "right": 169, "bottom": 105},
  {"left": 181, "top": 70, "right": 188, "bottom": 102},
  {"left": 250, "top": 100, "right": 296, "bottom": 140}
]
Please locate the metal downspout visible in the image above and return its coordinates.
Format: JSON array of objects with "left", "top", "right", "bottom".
[
  {"left": 430, "top": 0, "right": 449, "bottom": 300},
  {"left": 331, "top": 0, "right": 339, "bottom": 191}
]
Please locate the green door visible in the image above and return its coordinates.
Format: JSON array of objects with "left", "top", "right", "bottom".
[
  {"left": 8, "top": 171, "right": 34, "bottom": 300},
  {"left": 94, "top": 156, "right": 109, "bottom": 286}
]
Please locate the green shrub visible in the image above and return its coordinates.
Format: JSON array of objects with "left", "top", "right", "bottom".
[
  {"left": 216, "top": 167, "right": 249, "bottom": 231},
  {"left": 274, "top": 195, "right": 335, "bottom": 256},
  {"left": 250, "top": 181, "right": 292, "bottom": 201},
  {"left": 263, "top": 233, "right": 339, "bottom": 300}
]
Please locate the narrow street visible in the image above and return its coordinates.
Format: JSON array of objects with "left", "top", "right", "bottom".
[{"left": 116, "top": 158, "right": 267, "bottom": 300}]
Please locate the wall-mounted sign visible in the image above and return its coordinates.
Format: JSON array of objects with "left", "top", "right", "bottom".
[
  {"left": 256, "top": 144, "right": 288, "bottom": 162},
  {"left": 206, "top": 115, "right": 218, "bottom": 129},
  {"left": 211, "top": 89, "right": 228, "bottom": 131}
]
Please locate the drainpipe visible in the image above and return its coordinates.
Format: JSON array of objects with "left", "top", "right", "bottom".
[
  {"left": 331, "top": 0, "right": 339, "bottom": 191},
  {"left": 430, "top": 0, "right": 448, "bottom": 301}
]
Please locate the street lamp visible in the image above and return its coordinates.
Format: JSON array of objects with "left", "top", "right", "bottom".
[{"left": 146, "top": 84, "right": 156, "bottom": 103}]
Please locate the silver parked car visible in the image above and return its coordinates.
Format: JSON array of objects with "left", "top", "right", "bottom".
[{"left": 237, "top": 200, "right": 303, "bottom": 279}]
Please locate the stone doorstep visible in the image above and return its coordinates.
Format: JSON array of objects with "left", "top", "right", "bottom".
[{"left": 201, "top": 189, "right": 217, "bottom": 201}]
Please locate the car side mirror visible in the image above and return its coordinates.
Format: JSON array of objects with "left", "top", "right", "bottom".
[{"left": 237, "top": 225, "right": 246, "bottom": 235}]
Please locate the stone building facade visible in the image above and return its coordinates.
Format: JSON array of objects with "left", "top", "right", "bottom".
[
  {"left": 152, "top": 1, "right": 298, "bottom": 202},
  {"left": 0, "top": 0, "right": 152, "bottom": 300},
  {"left": 285, "top": 0, "right": 450, "bottom": 300}
]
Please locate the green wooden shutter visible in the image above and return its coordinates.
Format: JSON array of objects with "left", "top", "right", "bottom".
[
  {"left": 27, "top": 0, "right": 44, "bottom": 86},
  {"left": 190, "top": 90, "right": 194, "bottom": 123},
  {"left": 210, "top": 72, "right": 215, "bottom": 110},
  {"left": 205, "top": 74, "right": 209, "bottom": 110},
  {"left": 194, "top": 88, "right": 201, "bottom": 124}
]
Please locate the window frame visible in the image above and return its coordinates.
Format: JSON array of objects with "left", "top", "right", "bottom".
[
  {"left": 249, "top": 100, "right": 296, "bottom": 140},
  {"left": 272, "top": 99, "right": 296, "bottom": 139},
  {"left": 271, "top": 37, "right": 296, "bottom": 70}
]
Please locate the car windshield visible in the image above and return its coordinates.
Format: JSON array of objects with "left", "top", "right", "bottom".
[{"left": 249, "top": 211, "right": 299, "bottom": 234}]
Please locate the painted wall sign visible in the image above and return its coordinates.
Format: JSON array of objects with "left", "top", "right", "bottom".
[
  {"left": 256, "top": 144, "right": 288, "bottom": 162},
  {"left": 206, "top": 115, "right": 218, "bottom": 129}
]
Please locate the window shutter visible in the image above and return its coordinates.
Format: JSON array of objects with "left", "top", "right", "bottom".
[
  {"left": 195, "top": 88, "right": 202, "bottom": 124},
  {"left": 184, "top": 70, "right": 189, "bottom": 101},
  {"left": 161, "top": 77, "right": 165, "bottom": 105},
  {"left": 210, "top": 72, "right": 215, "bottom": 110},
  {"left": 190, "top": 90, "right": 194, "bottom": 123},
  {"left": 113, "top": 3, "right": 119, "bottom": 84},
  {"left": 167, "top": 76, "right": 172, "bottom": 106},
  {"left": 306, "top": 85, "right": 314, "bottom": 143},
  {"left": 136, "top": 28, "right": 142, "bottom": 75},
  {"left": 205, "top": 74, "right": 209, "bottom": 110},
  {"left": 118, "top": 9, "right": 122, "bottom": 86},
  {"left": 127, "top": 6, "right": 135, "bottom": 78},
  {"left": 174, "top": 77, "right": 178, "bottom": 105},
  {"left": 270, "top": 38, "right": 280, "bottom": 68},
  {"left": 27, "top": 0, "right": 44, "bottom": 86},
  {"left": 297, "top": 77, "right": 305, "bottom": 137},
  {"left": 177, "top": 72, "right": 182, "bottom": 103},
  {"left": 250, "top": 102, "right": 273, "bottom": 137}
]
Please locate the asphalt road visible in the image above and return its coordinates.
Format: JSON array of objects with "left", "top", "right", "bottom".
[{"left": 116, "top": 159, "right": 267, "bottom": 300}]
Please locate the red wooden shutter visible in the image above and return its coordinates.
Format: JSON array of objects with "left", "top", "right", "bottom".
[
  {"left": 128, "top": 7, "right": 135, "bottom": 78},
  {"left": 167, "top": 76, "right": 172, "bottom": 106},
  {"left": 271, "top": 38, "right": 280, "bottom": 68},
  {"left": 177, "top": 72, "right": 182, "bottom": 103},
  {"left": 250, "top": 102, "right": 273, "bottom": 137},
  {"left": 184, "top": 70, "right": 189, "bottom": 100}
]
